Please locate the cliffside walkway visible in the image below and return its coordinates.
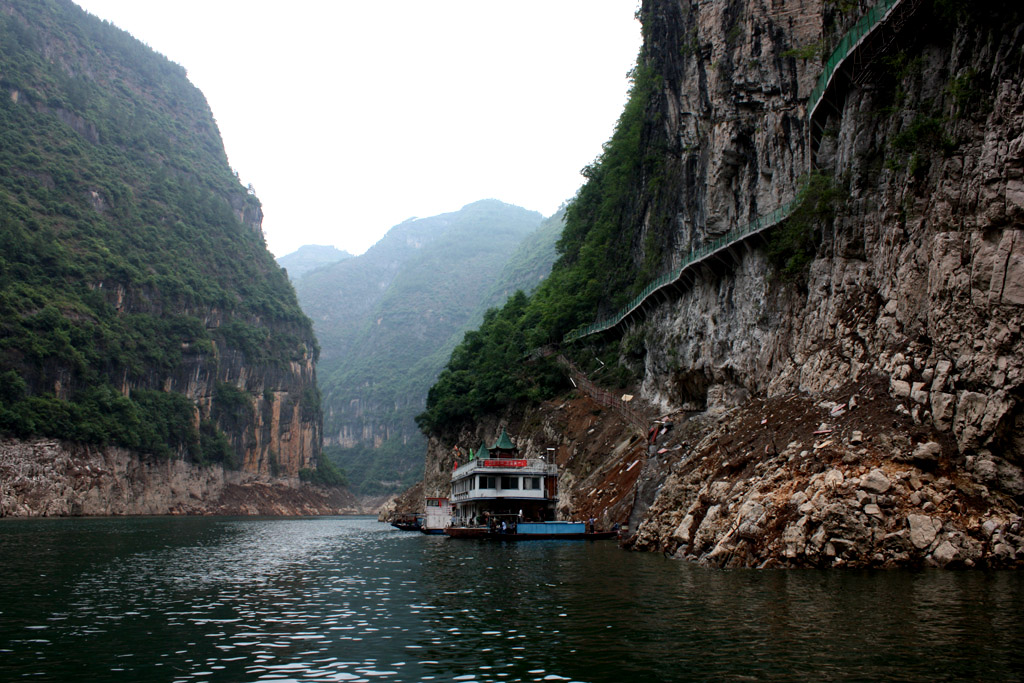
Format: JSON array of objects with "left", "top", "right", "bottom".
[
  {"left": 557, "top": 355, "right": 648, "bottom": 433},
  {"left": 563, "top": 190, "right": 807, "bottom": 344},
  {"left": 563, "top": 0, "right": 918, "bottom": 346},
  {"left": 809, "top": 0, "right": 924, "bottom": 165}
]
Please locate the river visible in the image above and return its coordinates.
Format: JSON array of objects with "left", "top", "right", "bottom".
[{"left": 1, "top": 516, "right": 1022, "bottom": 681}]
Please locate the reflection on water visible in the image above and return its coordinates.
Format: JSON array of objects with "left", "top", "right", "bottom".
[{"left": 1, "top": 516, "right": 1022, "bottom": 682}]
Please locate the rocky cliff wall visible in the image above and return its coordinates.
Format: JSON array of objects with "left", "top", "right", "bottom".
[
  {"left": 622, "top": 0, "right": 1024, "bottom": 566},
  {"left": 1, "top": 438, "right": 357, "bottom": 517},
  {"left": 0, "top": 0, "right": 323, "bottom": 485},
  {"left": 637, "top": 0, "right": 1023, "bottom": 475},
  {"left": 409, "top": 0, "right": 1024, "bottom": 568}
]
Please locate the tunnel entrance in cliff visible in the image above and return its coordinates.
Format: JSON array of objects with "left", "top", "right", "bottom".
[{"left": 671, "top": 369, "right": 709, "bottom": 412}]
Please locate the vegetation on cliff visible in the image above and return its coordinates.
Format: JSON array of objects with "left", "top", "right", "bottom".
[
  {"left": 416, "top": 58, "right": 658, "bottom": 435},
  {"left": 0, "top": 0, "right": 318, "bottom": 466}
]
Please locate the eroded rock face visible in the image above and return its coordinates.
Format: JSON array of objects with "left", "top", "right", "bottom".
[
  {"left": 0, "top": 438, "right": 357, "bottom": 517},
  {"left": 636, "top": 2, "right": 1023, "bottom": 493},
  {"left": 626, "top": 389, "right": 1024, "bottom": 568}
]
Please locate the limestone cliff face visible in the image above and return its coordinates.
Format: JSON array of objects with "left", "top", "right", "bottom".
[
  {"left": 0, "top": 0, "right": 323, "bottom": 501},
  {"left": 1, "top": 438, "right": 356, "bottom": 517},
  {"left": 412, "top": 0, "right": 1024, "bottom": 567},
  {"left": 636, "top": 0, "right": 1023, "bottom": 474},
  {"left": 623, "top": 0, "right": 1024, "bottom": 566},
  {"left": 98, "top": 296, "right": 322, "bottom": 478}
]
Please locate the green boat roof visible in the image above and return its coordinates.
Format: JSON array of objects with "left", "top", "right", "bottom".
[
  {"left": 476, "top": 443, "right": 490, "bottom": 459},
  {"left": 492, "top": 428, "right": 515, "bottom": 451}
]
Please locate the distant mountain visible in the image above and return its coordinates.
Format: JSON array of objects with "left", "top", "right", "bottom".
[
  {"left": 277, "top": 245, "right": 352, "bottom": 281},
  {"left": 485, "top": 208, "right": 564, "bottom": 310},
  {"left": 292, "top": 199, "right": 561, "bottom": 495}
]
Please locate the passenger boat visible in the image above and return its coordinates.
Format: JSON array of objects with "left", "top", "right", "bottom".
[{"left": 443, "top": 429, "right": 618, "bottom": 541}]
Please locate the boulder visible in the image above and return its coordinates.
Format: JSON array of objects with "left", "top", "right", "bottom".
[
  {"left": 860, "top": 469, "right": 891, "bottom": 494},
  {"left": 931, "top": 540, "right": 961, "bottom": 567},
  {"left": 911, "top": 441, "right": 942, "bottom": 466},
  {"left": 891, "top": 379, "right": 912, "bottom": 399},
  {"left": 931, "top": 392, "right": 956, "bottom": 432},
  {"left": 672, "top": 514, "right": 695, "bottom": 544},
  {"left": 907, "top": 514, "right": 942, "bottom": 549}
]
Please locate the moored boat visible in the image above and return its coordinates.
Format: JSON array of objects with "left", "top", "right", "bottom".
[
  {"left": 444, "top": 429, "right": 618, "bottom": 541},
  {"left": 419, "top": 496, "right": 451, "bottom": 535},
  {"left": 389, "top": 513, "right": 422, "bottom": 532}
]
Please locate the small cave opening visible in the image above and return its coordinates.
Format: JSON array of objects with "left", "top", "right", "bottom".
[{"left": 672, "top": 369, "right": 709, "bottom": 412}]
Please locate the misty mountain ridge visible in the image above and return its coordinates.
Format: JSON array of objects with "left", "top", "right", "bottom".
[
  {"left": 286, "top": 199, "right": 562, "bottom": 495},
  {"left": 277, "top": 245, "right": 353, "bottom": 281}
]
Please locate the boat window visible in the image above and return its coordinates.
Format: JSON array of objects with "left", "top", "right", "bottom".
[
  {"left": 478, "top": 475, "right": 496, "bottom": 489},
  {"left": 523, "top": 477, "right": 541, "bottom": 490},
  {"left": 500, "top": 476, "right": 519, "bottom": 489}
]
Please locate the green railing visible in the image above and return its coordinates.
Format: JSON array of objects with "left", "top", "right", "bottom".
[
  {"left": 808, "top": 0, "right": 901, "bottom": 115},
  {"left": 563, "top": 189, "right": 806, "bottom": 343},
  {"left": 563, "top": 0, "right": 907, "bottom": 345}
]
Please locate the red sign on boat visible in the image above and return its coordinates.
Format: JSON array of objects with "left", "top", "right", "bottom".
[{"left": 482, "top": 459, "right": 528, "bottom": 468}]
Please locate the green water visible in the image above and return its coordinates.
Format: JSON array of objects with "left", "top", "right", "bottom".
[{"left": 0, "top": 516, "right": 1021, "bottom": 681}]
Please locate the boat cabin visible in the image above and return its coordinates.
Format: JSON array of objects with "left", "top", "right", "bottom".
[
  {"left": 449, "top": 429, "right": 556, "bottom": 527},
  {"left": 421, "top": 496, "right": 451, "bottom": 534}
]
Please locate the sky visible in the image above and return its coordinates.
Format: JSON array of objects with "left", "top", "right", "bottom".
[{"left": 71, "top": 1, "right": 642, "bottom": 258}]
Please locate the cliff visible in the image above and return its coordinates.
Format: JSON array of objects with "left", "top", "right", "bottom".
[
  {"left": 0, "top": 0, "right": 330, "bottom": 512},
  {"left": 415, "top": 0, "right": 1024, "bottom": 567},
  {"left": 1, "top": 438, "right": 358, "bottom": 516},
  {"left": 620, "top": 0, "right": 1024, "bottom": 567}
]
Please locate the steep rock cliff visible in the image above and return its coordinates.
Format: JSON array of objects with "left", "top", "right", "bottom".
[
  {"left": 413, "top": 0, "right": 1024, "bottom": 567},
  {"left": 621, "top": 0, "right": 1024, "bottom": 566},
  {"left": 0, "top": 0, "right": 324, "bottom": 504}
]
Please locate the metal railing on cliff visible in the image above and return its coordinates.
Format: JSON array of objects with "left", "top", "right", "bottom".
[{"left": 562, "top": 0, "right": 917, "bottom": 346}]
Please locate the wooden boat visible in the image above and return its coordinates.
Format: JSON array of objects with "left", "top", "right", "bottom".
[{"left": 389, "top": 514, "right": 422, "bottom": 532}]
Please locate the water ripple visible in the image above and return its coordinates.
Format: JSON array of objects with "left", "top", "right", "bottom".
[{"left": 2, "top": 517, "right": 1024, "bottom": 681}]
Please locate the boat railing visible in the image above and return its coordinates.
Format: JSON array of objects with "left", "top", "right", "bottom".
[{"left": 452, "top": 458, "right": 557, "bottom": 478}]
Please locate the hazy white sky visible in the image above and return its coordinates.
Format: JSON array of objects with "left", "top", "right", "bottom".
[{"left": 72, "top": 1, "right": 641, "bottom": 257}]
